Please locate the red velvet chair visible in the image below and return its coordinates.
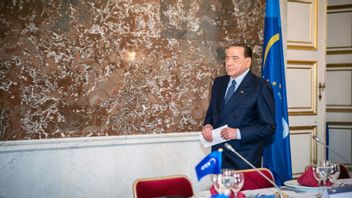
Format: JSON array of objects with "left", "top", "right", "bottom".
[
  {"left": 132, "top": 174, "right": 194, "bottom": 198},
  {"left": 338, "top": 164, "right": 350, "bottom": 179},
  {"left": 238, "top": 168, "right": 275, "bottom": 190}
]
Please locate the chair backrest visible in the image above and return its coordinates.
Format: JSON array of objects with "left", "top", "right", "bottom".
[
  {"left": 338, "top": 164, "right": 351, "bottom": 179},
  {"left": 132, "top": 174, "right": 194, "bottom": 198},
  {"left": 237, "top": 168, "right": 275, "bottom": 190}
]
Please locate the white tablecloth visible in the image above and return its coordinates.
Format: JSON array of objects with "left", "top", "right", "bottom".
[
  {"left": 194, "top": 188, "right": 322, "bottom": 198},
  {"left": 194, "top": 178, "right": 352, "bottom": 198}
]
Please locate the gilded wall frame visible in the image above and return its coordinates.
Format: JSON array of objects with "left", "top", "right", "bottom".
[
  {"left": 326, "top": 63, "right": 352, "bottom": 112},
  {"left": 287, "top": 60, "right": 317, "bottom": 116},
  {"left": 287, "top": 0, "right": 318, "bottom": 50},
  {"left": 327, "top": 5, "right": 352, "bottom": 55},
  {"left": 290, "top": 125, "right": 317, "bottom": 178}
]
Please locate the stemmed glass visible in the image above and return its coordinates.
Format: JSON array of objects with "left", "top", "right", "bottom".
[
  {"left": 211, "top": 169, "right": 244, "bottom": 197},
  {"left": 229, "top": 171, "right": 244, "bottom": 198},
  {"left": 316, "top": 160, "right": 332, "bottom": 186},
  {"left": 329, "top": 163, "right": 340, "bottom": 185},
  {"left": 211, "top": 172, "right": 232, "bottom": 196},
  {"left": 211, "top": 169, "right": 244, "bottom": 196},
  {"left": 312, "top": 165, "right": 323, "bottom": 186}
]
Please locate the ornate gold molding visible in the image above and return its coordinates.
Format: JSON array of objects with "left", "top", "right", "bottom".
[
  {"left": 327, "top": 50, "right": 352, "bottom": 55},
  {"left": 290, "top": 125, "right": 317, "bottom": 177},
  {"left": 327, "top": 4, "right": 352, "bottom": 13},
  {"left": 327, "top": 6, "right": 352, "bottom": 53},
  {"left": 326, "top": 63, "right": 352, "bottom": 68},
  {"left": 287, "top": 60, "right": 317, "bottom": 116},
  {"left": 287, "top": 0, "right": 318, "bottom": 50},
  {"left": 326, "top": 65, "right": 352, "bottom": 111},
  {"left": 326, "top": 121, "right": 352, "bottom": 126},
  {"left": 326, "top": 107, "right": 352, "bottom": 112}
]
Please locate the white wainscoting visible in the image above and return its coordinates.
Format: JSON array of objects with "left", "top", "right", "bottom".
[{"left": 0, "top": 133, "right": 211, "bottom": 198}]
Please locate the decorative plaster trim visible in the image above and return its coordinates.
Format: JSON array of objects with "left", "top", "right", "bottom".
[{"left": 0, "top": 132, "right": 201, "bottom": 153}]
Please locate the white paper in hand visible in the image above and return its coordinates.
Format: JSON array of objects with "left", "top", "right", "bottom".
[{"left": 199, "top": 125, "right": 228, "bottom": 148}]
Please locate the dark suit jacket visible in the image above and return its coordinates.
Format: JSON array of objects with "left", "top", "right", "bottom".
[{"left": 203, "top": 71, "right": 276, "bottom": 170}]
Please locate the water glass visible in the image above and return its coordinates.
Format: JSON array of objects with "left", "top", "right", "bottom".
[
  {"left": 211, "top": 172, "right": 231, "bottom": 196},
  {"left": 316, "top": 160, "right": 332, "bottom": 186},
  {"left": 211, "top": 169, "right": 244, "bottom": 197},
  {"left": 312, "top": 165, "right": 323, "bottom": 186},
  {"left": 229, "top": 171, "right": 244, "bottom": 198},
  {"left": 329, "top": 163, "right": 340, "bottom": 184}
]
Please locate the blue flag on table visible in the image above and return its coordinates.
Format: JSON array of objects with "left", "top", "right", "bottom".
[
  {"left": 262, "top": 0, "right": 292, "bottom": 186},
  {"left": 212, "top": 195, "right": 229, "bottom": 198},
  {"left": 195, "top": 150, "right": 222, "bottom": 181}
]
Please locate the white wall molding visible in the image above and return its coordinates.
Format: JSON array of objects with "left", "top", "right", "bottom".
[
  {"left": 0, "top": 132, "right": 201, "bottom": 153},
  {"left": 0, "top": 132, "right": 210, "bottom": 198}
]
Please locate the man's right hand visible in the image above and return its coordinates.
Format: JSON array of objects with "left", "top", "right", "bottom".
[{"left": 202, "top": 124, "right": 213, "bottom": 142}]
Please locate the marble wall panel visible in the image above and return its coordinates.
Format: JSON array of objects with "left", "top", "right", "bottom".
[{"left": 0, "top": 0, "right": 265, "bottom": 140}]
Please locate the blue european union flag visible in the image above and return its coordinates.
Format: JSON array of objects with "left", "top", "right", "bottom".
[
  {"left": 262, "top": 0, "right": 293, "bottom": 186},
  {"left": 195, "top": 150, "right": 222, "bottom": 181}
]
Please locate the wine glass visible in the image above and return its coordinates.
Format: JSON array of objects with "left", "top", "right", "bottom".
[
  {"left": 220, "top": 169, "right": 235, "bottom": 195},
  {"left": 210, "top": 174, "right": 223, "bottom": 194},
  {"left": 316, "top": 160, "right": 332, "bottom": 186},
  {"left": 312, "top": 165, "right": 323, "bottom": 186},
  {"left": 229, "top": 171, "right": 244, "bottom": 198},
  {"left": 211, "top": 169, "right": 245, "bottom": 197},
  {"left": 211, "top": 169, "right": 237, "bottom": 196},
  {"left": 329, "top": 163, "right": 340, "bottom": 185}
]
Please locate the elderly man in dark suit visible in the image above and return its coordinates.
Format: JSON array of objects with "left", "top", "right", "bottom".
[{"left": 201, "top": 44, "right": 276, "bottom": 170}]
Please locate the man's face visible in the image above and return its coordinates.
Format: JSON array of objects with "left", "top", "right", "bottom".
[{"left": 225, "top": 46, "right": 251, "bottom": 78}]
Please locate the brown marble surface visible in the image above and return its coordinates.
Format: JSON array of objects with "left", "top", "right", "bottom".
[{"left": 0, "top": 0, "right": 265, "bottom": 140}]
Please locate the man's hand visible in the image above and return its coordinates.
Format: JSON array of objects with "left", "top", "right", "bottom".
[
  {"left": 202, "top": 124, "right": 213, "bottom": 142},
  {"left": 220, "top": 127, "right": 237, "bottom": 140}
]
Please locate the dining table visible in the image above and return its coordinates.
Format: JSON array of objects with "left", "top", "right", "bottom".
[{"left": 193, "top": 178, "right": 352, "bottom": 198}]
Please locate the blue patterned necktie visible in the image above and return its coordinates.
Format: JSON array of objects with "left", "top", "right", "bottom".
[{"left": 224, "top": 80, "right": 236, "bottom": 105}]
